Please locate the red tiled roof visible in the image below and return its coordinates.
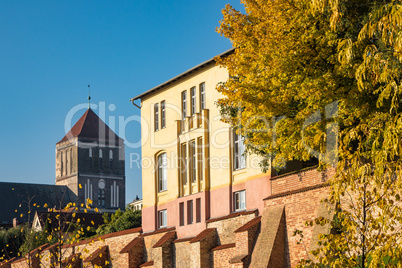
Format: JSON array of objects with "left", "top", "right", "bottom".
[
  {"left": 172, "top": 236, "right": 195, "bottom": 243},
  {"left": 229, "top": 254, "right": 248, "bottom": 263},
  {"left": 57, "top": 108, "right": 123, "bottom": 144},
  {"left": 211, "top": 243, "right": 235, "bottom": 251},
  {"left": 140, "top": 227, "right": 175, "bottom": 237},
  {"left": 263, "top": 183, "right": 329, "bottom": 201},
  {"left": 152, "top": 231, "right": 176, "bottom": 248},
  {"left": 139, "top": 260, "right": 154, "bottom": 267},
  {"left": 120, "top": 237, "right": 143, "bottom": 253},
  {"left": 234, "top": 216, "right": 261, "bottom": 233},
  {"left": 0, "top": 257, "right": 16, "bottom": 267},
  {"left": 30, "top": 243, "right": 50, "bottom": 255},
  {"left": 83, "top": 245, "right": 108, "bottom": 262},
  {"left": 206, "top": 209, "right": 258, "bottom": 223},
  {"left": 190, "top": 228, "right": 216, "bottom": 243}
]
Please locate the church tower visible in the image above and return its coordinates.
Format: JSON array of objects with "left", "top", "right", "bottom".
[{"left": 55, "top": 108, "right": 125, "bottom": 211}]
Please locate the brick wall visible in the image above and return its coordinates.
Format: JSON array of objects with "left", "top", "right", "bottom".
[
  {"left": 207, "top": 212, "right": 257, "bottom": 245},
  {"left": 271, "top": 167, "right": 334, "bottom": 195},
  {"left": 212, "top": 246, "right": 236, "bottom": 268},
  {"left": 264, "top": 186, "right": 331, "bottom": 268}
]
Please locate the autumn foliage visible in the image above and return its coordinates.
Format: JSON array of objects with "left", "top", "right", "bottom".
[{"left": 217, "top": 0, "right": 402, "bottom": 267}]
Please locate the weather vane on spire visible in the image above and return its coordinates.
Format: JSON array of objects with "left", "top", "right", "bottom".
[{"left": 88, "top": 84, "right": 91, "bottom": 109}]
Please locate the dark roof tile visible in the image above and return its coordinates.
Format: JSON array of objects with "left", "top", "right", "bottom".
[
  {"left": 152, "top": 231, "right": 176, "bottom": 248},
  {"left": 211, "top": 243, "right": 235, "bottom": 251},
  {"left": 139, "top": 260, "right": 154, "bottom": 267},
  {"left": 234, "top": 216, "right": 261, "bottom": 233},
  {"left": 190, "top": 228, "right": 216, "bottom": 243}
]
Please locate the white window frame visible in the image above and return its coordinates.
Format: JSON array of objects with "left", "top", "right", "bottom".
[
  {"left": 200, "top": 82, "right": 205, "bottom": 110},
  {"left": 190, "top": 140, "right": 196, "bottom": 183},
  {"left": 158, "top": 209, "right": 167, "bottom": 228},
  {"left": 161, "top": 100, "right": 166, "bottom": 129},
  {"left": 234, "top": 131, "right": 246, "bottom": 170},
  {"left": 154, "top": 104, "right": 159, "bottom": 131},
  {"left": 234, "top": 190, "right": 246, "bottom": 211},
  {"left": 158, "top": 153, "right": 168, "bottom": 192},
  {"left": 182, "top": 91, "right": 187, "bottom": 119},
  {"left": 191, "top": 87, "right": 196, "bottom": 115}
]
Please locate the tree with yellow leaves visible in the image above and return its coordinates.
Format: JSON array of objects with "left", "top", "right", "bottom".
[{"left": 217, "top": 0, "right": 402, "bottom": 267}]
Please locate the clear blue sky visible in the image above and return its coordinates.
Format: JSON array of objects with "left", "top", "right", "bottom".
[{"left": 0, "top": 1, "right": 244, "bottom": 204}]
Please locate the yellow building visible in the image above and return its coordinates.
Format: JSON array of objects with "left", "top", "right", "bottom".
[{"left": 131, "top": 49, "right": 271, "bottom": 237}]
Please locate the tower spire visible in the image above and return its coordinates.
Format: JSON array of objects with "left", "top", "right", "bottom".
[{"left": 88, "top": 84, "right": 91, "bottom": 109}]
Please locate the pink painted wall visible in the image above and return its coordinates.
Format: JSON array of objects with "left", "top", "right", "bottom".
[{"left": 142, "top": 175, "right": 271, "bottom": 236}]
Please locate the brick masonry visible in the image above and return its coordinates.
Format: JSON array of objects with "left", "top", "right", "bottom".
[{"left": 6, "top": 167, "right": 337, "bottom": 268}]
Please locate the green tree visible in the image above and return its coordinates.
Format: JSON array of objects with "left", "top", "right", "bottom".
[
  {"left": 96, "top": 209, "right": 141, "bottom": 235},
  {"left": 217, "top": 0, "right": 402, "bottom": 267}
]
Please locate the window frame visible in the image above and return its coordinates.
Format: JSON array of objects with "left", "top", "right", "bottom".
[
  {"left": 187, "top": 200, "right": 193, "bottom": 225},
  {"left": 158, "top": 209, "right": 167, "bottom": 228},
  {"left": 199, "top": 82, "right": 205, "bottom": 110},
  {"left": 190, "top": 140, "right": 196, "bottom": 183},
  {"left": 154, "top": 103, "right": 159, "bottom": 132},
  {"left": 234, "top": 190, "right": 246, "bottom": 211},
  {"left": 158, "top": 153, "right": 168, "bottom": 192},
  {"left": 233, "top": 131, "right": 246, "bottom": 170},
  {"left": 182, "top": 91, "right": 187, "bottom": 119},
  {"left": 161, "top": 100, "right": 166, "bottom": 129},
  {"left": 190, "top": 86, "right": 196, "bottom": 115}
]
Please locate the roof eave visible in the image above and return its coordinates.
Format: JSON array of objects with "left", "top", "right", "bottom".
[{"left": 130, "top": 48, "right": 235, "bottom": 102}]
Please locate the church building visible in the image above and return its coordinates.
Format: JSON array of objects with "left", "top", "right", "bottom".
[{"left": 55, "top": 108, "right": 126, "bottom": 211}]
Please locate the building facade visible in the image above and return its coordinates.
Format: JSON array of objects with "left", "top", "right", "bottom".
[
  {"left": 55, "top": 108, "right": 125, "bottom": 211},
  {"left": 132, "top": 49, "right": 271, "bottom": 238}
]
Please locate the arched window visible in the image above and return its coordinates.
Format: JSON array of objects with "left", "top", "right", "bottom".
[{"left": 158, "top": 153, "right": 167, "bottom": 192}]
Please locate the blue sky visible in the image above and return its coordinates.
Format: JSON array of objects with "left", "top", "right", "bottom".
[{"left": 0, "top": 1, "right": 244, "bottom": 204}]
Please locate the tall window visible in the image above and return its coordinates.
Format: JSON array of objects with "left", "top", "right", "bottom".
[
  {"left": 234, "top": 190, "right": 246, "bottom": 211},
  {"left": 98, "top": 189, "right": 105, "bottom": 207},
  {"left": 161, "top": 101, "right": 166, "bottom": 129},
  {"left": 190, "top": 140, "right": 196, "bottom": 183},
  {"left": 89, "top": 148, "right": 93, "bottom": 168},
  {"left": 234, "top": 131, "right": 246, "bottom": 170},
  {"left": 200, "top": 82, "right": 205, "bottom": 110},
  {"left": 109, "top": 150, "right": 113, "bottom": 169},
  {"left": 70, "top": 148, "right": 73, "bottom": 173},
  {"left": 179, "top": 202, "right": 184, "bottom": 226},
  {"left": 158, "top": 209, "right": 167, "bottom": 228},
  {"left": 154, "top": 104, "right": 159, "bottom": 131},
  {"left": 182, "top": 91, "right": 187, "bottom": 119},
  {"left": 158, "top": 153, "right": 167, "bottom": 192},
  {"left": 197, "top": 138, "right": 203, "bottom": 181},
  {"left": 181, "top": 143, "right": 187, "bottom": 185},
  {"left": 196, "top": 198, "right": 201, "bottom": 223},
  {"left": 191, "top": 87, "right": 196, "bottom": 115},
  {"left": 187, "top": 200, "right": 193, "bottom": 225},
  {"left": 60, "top": 151, "right": 63, "bottom": 175},
  {"left": 99, "top": 149, "right": 103, "bottom": 169}
]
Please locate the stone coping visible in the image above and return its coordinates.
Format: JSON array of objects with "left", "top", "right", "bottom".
[
  {"left": 140, "top": 226, "right": 175, "bottom": 237},
  {"left": 172, "top": 236, "right": 195, "bottom": 243},
  {"left": 83, "top": 245, "right": 108, "bottom": 263}
]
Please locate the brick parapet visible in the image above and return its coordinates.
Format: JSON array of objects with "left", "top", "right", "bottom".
[{"left": 271, "top": 167, "right": 335, "bottom": 196}]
